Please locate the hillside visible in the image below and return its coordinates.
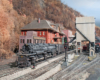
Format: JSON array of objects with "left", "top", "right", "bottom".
[
  {"left": 0, "top": 0, "right": 100, "bottom": 59},
  {"left": 12, "top": 0, "right": 84, "bottom": 30}
]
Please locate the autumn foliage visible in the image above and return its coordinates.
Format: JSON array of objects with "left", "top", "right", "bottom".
[
  {"left": 0, "top": 0, "right": 26, "bottom": 60},
  {"left": 0, "top": 0, "right": 100, "bottom": 60},
  {"left": 12, "top": 0, "right": 83, "bottom": 30}
]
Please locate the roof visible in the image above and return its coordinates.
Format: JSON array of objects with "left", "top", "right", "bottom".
[
  {"left": 76, "top": 17, "right": 95, "bottom": 24},
  {"left": 21, "top": 20, "right": 50, "bottom": 30},
  {"left": 21, "top": 20, "right": 65, "bottom": 35}
]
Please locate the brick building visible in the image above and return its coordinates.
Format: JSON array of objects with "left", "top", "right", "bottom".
[{"left": 20, "top": 19, "right": 65, "bottom": 44}]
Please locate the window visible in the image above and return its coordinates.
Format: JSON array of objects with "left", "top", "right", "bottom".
[
  {"left": 77, "top": 42, "right": 80, "bottom": 45},
  {"left": 25, "top": 32, "right": 26, "bottom": 35},
  {"left": 23, "top": 39, "right": 24, "bottom": 43},
  {"left": 38, "top": 40, "right": 40, "bottom": 43},
  {"left": 54, "top": 39, "right": 57, "bottom": 42},
  {"left": 27, "top": 39, "right": 29, "bottom": 43},
  {"left": 43, "top": 32, "right": 45, "bottom": 35},
  {"left": 43, "top": 40, "right": 45, "bottom": 43},
  {"left": 27, "top": 39, "right": 31, "bottom": 43},
  {"left": 20, "top": 39, "right": 25, "bottom": 43},
  {"left": 24, "top": 32, "right": 26, "bottom": 35},
  {"left": 37, "top": 40, "right": 39, "bottom": 43},
  {"left": 36, "top": 40, "right": 37, "bottom": 43},
  {"left": 22, "top": 31, "right": 27, "bottom": 36},
  {"left": 23, "top": 32, "right": 25, "bottom": 35},
  {"left": 21, "top": 32, "right": 22, "bottom": 35},
  {"left": 42, "top": 40, "right": 43, "bottom": 43},
  {"left": 41, "top": 40, "right": 42, "bottom": 43},
  {"left": 39, "top": 40, "right": 42, "bottom": 43},
  {"left": 33, "top": 39, "right": 35, "bottom": 44},
  {"left": 20, "top": 39, "right": 23, "bottom": 43},
  {"left": 40, "top": 32, "right": 41, "bottom": 35},
  {"left": 30, "top": 39, "right": 31, "bottom": 43}
]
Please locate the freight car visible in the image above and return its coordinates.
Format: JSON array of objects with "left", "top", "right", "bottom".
[{"left": 17, "top": 43, "right": 65, "bottom": 68}]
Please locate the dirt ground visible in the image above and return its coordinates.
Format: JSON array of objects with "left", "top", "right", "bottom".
[
  {"left": 74, "top": 63, "right": 100, "bottom": 80},
  {"left": 86, "top": 64, "right": 100, "bottom": 80},
  {"left": 0, "top": 54, "right": 17, "bottom": 66}
]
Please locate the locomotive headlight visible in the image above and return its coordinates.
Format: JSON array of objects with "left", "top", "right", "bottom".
[{"left": 21, "top": 56, "right": 23, "bottom": 58}]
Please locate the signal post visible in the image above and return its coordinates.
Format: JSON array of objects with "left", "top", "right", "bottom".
[
  {"left": 64, "top": 37, "right": 67, "bottom": 62},
  {"left": 62, "top": 36, "right": 68, "bottom": 68}
]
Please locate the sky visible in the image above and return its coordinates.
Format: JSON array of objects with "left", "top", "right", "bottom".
[{"left": 61, "top": 0, "right": 100, "bottom": 27}]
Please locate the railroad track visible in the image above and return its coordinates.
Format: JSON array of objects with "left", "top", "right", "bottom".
[
  {"left": 14, "top": 50, "right": 76, "bottom": 80},
  {"left": 47, "top": 54, "right": 87, "bottom": 80},
  {"left": 14, "top": 58, "right": 62, "bottom": 80},
  {"left": 0, "top": 54, "right": 61, "bottom": 78},
  {"left": 0, "top": 50, "right": 75, "bottom": 80},
  {"left": 0, "top": 64, "right": 22, "bottom": 78},
  {"left": 62, "top": 55, "right": 100, "bottom": 80},
  {"left": 70, "top": 60, "right": 100, "bottom": 80}
]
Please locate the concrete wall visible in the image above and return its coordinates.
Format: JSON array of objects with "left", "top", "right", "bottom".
[
  {"left": 76, "top": 17, "right": 95, "bottom": 56},
  {"left": 76, "top": 17, "right": 95, "bottom": 42}
]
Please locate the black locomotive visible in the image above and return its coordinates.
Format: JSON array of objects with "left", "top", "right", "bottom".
[{"left": 17, "top": 43, "right": 65, "bottom": 68}]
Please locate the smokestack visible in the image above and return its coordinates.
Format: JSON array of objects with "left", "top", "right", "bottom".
[{"left": 38, "top": 18, "right": 40, "bottom": 23}]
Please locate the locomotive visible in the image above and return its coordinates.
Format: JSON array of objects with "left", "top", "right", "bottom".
[{"left": 17, "top": 43, "right": 65, "bottom": 68}]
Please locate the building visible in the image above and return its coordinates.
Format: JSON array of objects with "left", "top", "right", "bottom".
[
  {"left": 19, "top": 31, "right": 46, "bottom": 51},
  {"left": 76, "top": 17, "right": 95, "bottom": 56},
  {"left": 20, "top": 19, "right": 64, "bottom": 48},
  {"left": 63, "top": 30, "right": 75, "bottom": 42}
]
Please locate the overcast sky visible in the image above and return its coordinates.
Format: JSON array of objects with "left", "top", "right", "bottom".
[{"left": 61, "top": 0, "right": 100, "bottom": 27}]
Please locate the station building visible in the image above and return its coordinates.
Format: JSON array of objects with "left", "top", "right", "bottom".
[{"left": 19, "top": 19, "right": 65, "bottom": 50}]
